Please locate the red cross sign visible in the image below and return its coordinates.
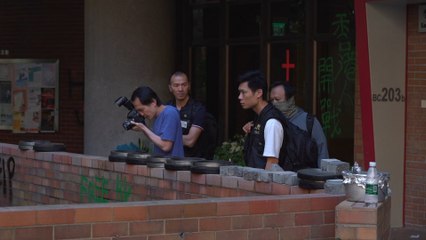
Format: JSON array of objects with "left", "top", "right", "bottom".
[{"left": 281, "top": 49, "right": 295, "bottom": 81}]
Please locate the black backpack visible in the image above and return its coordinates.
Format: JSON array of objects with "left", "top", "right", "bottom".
[
  {"left": 277, "top": 113, "right": 318, "bottom": 171},
  {"left": 198, "top": 111, "right": 218, "bottom": 159}
]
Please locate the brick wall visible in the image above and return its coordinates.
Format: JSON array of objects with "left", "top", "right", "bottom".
[
  {"left": 405, "top": 4, "right": 426, "bottom": 227},
  {"left": 0, "top": 142, "right": 345, "bottom": 239},
  {"left": 0, "top": 194, "right": 343, "bottom": 240},
  {"left": 0, "top": 0, "right": 84, "bottom": 153},
  {"left": 0, "top": 143, "right": 321, "bottom": 206},
  {"left": 336, "top": 198, "right": 391, "bottom": 240}
]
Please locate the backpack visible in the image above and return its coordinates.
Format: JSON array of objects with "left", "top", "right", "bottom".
[
  {"left": 198, "top": 111, "right": 218, "bottom": 159},
  {"left": 185, "top": 101, "right": 218, "bottom": 159},
  {"left": 167, "top": 99, "right": 218, "bottom": 159},
  {"left": 277, "top": 113, "right": 318, "bottom": 171}
]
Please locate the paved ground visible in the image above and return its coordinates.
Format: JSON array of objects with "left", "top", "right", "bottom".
[{"left": 390, "top": 227, "right": 426, "bottom": 240}]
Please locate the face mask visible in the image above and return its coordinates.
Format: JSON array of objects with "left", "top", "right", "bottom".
[
  {"left": 272, "top": 96, "right": 297, "bottom": 118},
  {"left": 273, "top": 100, "right": 290, "bottom": 113}
]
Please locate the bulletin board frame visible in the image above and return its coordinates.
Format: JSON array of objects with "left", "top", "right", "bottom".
[{"left": 0, "top": 59, "right": 59, "bottom": 133}]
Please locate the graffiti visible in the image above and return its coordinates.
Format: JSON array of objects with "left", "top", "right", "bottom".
[
  {"left": 318, "top": 12, "right": 355, "bottom": 138},
  {"left": 332, "top": 13, "right": 350, "bottom": 39},
  {"left": 0, "top": 156, "right": 15, "bottom": 204},
  {"left": 80, "top": 175, "right": 109, "bottom": 203},
  {"left": 318, "top": 57, "right": 334, "bottom": 94},
  {"left": 320, "top": 98, "right": 342, "bottom": 138},
  {"left": 116, "top": 175, "right": 132, "bottom": 202},
  {"left": 80, "top": 174, "right": 132, "bottom": 203}
]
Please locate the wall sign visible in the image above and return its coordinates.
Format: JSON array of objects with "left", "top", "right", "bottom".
[
  {"left": 372, "top": 87, "right": 405, "bottom": 102},
  {"left": 419, "top": 5, "right": 426, "bottom": 33},
  {"left": 272, "top": 22, "right": 286, "bottom": 36},
  {"left": 0, "top": 59, "right": 59, "bottom": 132}
]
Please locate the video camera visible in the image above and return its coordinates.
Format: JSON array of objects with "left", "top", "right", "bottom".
[{"left": 114, "top": 96, "right": 145, "bottom": 130}]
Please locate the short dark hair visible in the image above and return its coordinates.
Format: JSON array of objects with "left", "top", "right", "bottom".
[
  {"left": 238, "top": 70, "right": 267, "bottom": 100},
  {"left": 131, "top": 86, "right": 162, "bottom": 106},
  {"left": 270, "top": 81, "right": 295, "bottom": 100},
  {"left": 170, "top": 71, "right": 189, "bottom": 83}
]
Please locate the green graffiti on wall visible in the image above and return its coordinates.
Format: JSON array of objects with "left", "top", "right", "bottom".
[
  {"left": 80, "top": 174, "right": 132, "bottom": 203},
  {"left": 116, "top": 175, "right": 132, "bottom": 202},
  {"left": 318, "top": 12, "right": 355, "bottom": 138}
]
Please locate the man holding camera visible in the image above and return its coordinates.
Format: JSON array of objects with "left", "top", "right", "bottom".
[{"left": 130, "top": 86, "right": 184, "bottom": 157}]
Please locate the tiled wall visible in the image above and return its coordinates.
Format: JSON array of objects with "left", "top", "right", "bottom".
[{"left": 0, "top": 143, "right": 345, "bottom": 239}]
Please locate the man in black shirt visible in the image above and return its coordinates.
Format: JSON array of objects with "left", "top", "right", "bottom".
[{"left": 168, "top": 71, "right": 209, "bottom": 158}]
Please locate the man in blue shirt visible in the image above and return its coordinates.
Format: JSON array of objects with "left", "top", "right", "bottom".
[{"left": 130, "top": 86, "right": 184, "bottom": 157}]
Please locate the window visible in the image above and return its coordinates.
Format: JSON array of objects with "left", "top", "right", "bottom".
[{"left": 179, "top": 0, "right": 355, "bottom": 162}]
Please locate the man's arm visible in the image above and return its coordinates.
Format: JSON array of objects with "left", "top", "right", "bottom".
[
  {"left": 265, "top": 157, "right": 279, "bottom": 170},
  {"left": 312, "top": 118, "right": 329, "bottom": 161},
  {"left": 183, "top": 126, "right": 203, "bottom": 147},
  {"left": 131, "top": 121, "right": 173, "bottom": 152},
  {"left": 184, "top": 101, "right": 207, "bottom": 147},
  {"left": 263, "top": 119, "right": 284, "bottom": 170}
]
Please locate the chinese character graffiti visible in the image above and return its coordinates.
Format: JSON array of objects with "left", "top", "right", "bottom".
[
  {"left": 318, "top": 13, "right": 355, "bottom": 139},
  {"left": 80, "top": 174, "right": 132, "bottom": 203}
]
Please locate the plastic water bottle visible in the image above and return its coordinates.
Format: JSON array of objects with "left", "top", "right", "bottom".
[
  {"left": 365, "top": 161, "right": 379, "bottom": 207},
  {"left": 352, "top": 162, "right": 362, "bottom": 173}
]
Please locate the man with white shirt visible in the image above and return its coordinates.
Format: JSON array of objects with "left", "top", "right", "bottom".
[{"left": 238, "top": 70, "right": 284, "bottom": 170}]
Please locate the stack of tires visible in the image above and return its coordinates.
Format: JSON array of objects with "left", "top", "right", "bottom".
[
  {"left": 107, "top": 150, "right": 233, "bottom": 174},
  {"left": 297, "top": 168, "right": 342, "bottom": 190}
]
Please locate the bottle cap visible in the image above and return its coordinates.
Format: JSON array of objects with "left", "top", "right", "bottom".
[{"left": 369, "top": 161, "right": 376, "bottom": 167}]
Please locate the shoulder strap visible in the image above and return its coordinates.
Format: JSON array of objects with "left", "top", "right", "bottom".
[{"left": 306, "top": 113, "right": 314, "bottom": 137}]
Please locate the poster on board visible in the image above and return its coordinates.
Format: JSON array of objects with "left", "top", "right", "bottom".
[{"left": 0, "top": 59, "right": 59, "bottom": 133}]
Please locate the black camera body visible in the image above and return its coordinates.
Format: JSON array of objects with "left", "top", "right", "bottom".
[{"left": 114, "top": 96, "right": 145, "bottom": 130}]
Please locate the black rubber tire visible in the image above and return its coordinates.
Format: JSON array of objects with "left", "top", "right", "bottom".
[
  {"left": 126, "top": 157, "right": 148, "bottom": 165},
  {"left": 190, "top": 166, "right": 220, "bottom": 174},
  {"left": 110, "top": 150, "right": 131, "bottom": 158},
  {"left": 126, "top": 153, "right": 150, "bottom": 165},
  {"left": 147, "top": 162, "right": 165, "bottom": 168},
  {"left": 19, "top": 140, "right": 36, "bottom": 147},
  {"left": 19, "top": 140, "right": 51, "bottom": 150},
  {"left": 298, "top": 178, "right": 325, "bottom": 189},
  {"left": 192, "top": 160, "right": 233, "bottom": 168},
  {"left": 164, "top": 163, "right": 192, "bottom": 171},
  {"left": 33, "top": 142, "right": 66, "bottom": 152},
  {"left": 297, "top": 168, "right": 342, "bottom": 181},
  {"left": 108, "top": 155, "right": 127, "bottom": 162},
  {"left": 19, "top": 145, "right": 34, "bottom": 150}
]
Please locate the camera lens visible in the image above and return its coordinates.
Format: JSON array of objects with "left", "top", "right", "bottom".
[{"left": 122, "top": 120, "right": 135, "bottom": 131}]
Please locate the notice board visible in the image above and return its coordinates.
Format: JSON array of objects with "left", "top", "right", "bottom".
[{"left": 0, "top": 59, "right": 59, "bottom": 133}]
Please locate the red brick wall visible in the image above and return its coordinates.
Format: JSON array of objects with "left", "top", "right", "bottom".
[
  {"left": 0, "top": 0, "right": 84, "bottom": 153},
  {"left": 0, "top": 142, "right": 345, "bottom": 239},
  {"left": 0, "top": 194, "right": 343, "bottom": 240},
  {"left": 0, "top": 143, "right": 320, "bottom": 206},
  {"left": 336, "top": 198, "right": 391, "bottom": 239},
  {"left": 405, "top": 4, "right": 426, "bottom": 227}
]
